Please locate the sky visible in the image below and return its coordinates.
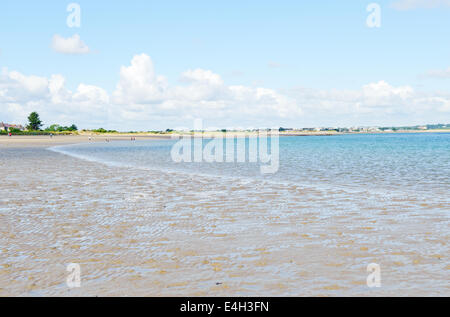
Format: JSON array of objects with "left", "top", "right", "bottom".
[{"left": 0, "top": 0, "right": 449, "bottom": 130}]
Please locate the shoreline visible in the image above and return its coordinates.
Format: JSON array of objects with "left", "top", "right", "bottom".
[{"left": 1, "top": 129, "right": 449, "bottom": 149}]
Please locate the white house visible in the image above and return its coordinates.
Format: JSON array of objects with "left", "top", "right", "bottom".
[{"left": 0, "top": 122, "right": 25, "bottom": 131}]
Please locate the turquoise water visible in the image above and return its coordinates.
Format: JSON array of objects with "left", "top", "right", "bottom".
[{"left": 51, "top": 133, "right": 450, "bottom": 199}]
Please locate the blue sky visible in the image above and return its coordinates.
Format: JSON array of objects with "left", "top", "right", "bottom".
[{"left": 1, "top": 0, "right": 449, "bottom": 130}]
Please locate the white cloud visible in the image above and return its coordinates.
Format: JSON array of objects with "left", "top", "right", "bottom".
[
  {"left": 1, "top": 54, "right": 449, "bottom": 130},
  {"left": 51, "top": 34, "right": 90, "bottom": 54},
  {"left": 437, "top": 99, "right": 450, "bottom": 112},
  {"left": 112, "top": 54, "right": 167, "bottom": 104},
  {"left": 361, "top": 80, "right": 414, "bottom": 104},
  {"left": 391, "top": 0, "right": 450, "bottom": 10},
  {"left": 0, "top": 68, "right": 49, "bottom": 102},
  {"left": 288, "top": 80, "right": 450, "bottom": 126},
  {"left": 0, "top": 67, "right": 108, "bottom": 126},
  {"left": 73, "top": 84, "right": 109, "bottom": 105},
  {"left": 424, "top": 67, "right": 450, "bottom": 78},
  {"left": 181, "top": 69, "right": 223, "bottom": 86},
  {"left": 110, "top": 55, "right": 299, "bottom": 127}
]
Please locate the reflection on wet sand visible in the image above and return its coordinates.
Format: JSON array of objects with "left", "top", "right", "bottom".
[{"left": 0, "top": 144, "right": 448, "bottom": 296}]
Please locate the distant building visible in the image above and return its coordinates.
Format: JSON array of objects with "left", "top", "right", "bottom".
[{"left": 0, "top": 122, "right": 25, "bottom": 132}]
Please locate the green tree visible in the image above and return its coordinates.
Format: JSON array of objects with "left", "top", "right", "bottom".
[
  {"left": 27, "top": 112, "right": 43, "bottom": 131},
  {"left": 45, "top": 124, "right": 60, "bottom": 132},
  {"left": 69, "top": 124, "right": 78, "bottom": 131},
  {"left": 9, "top": 128, "right": 21, "bottom": 133}
]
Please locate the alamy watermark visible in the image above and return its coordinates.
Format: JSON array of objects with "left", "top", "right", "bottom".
[
  {"left": 366, "top": 3, "right": 381, "bottom": 28},
  {"left": 170, "top": 119, "right": 280, "bottom": 174},
  {"left": 67, "top": 3, "right": 81, "bottom": 28},
  {"left": 366, "top": 263, "right": 381, "bottom": 288},
  {"left": 66, "top": 263, "right": 81, "bottom": 288}
]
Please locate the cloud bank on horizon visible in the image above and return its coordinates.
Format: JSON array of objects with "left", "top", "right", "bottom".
[{"left": 0, "top": 54, "right": 449, "bottom": 131}]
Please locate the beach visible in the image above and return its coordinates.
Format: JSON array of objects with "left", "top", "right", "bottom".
[
  {"left": 0, "top": 134, "right": 171, "bottom": 148},
  {"left": 0, "top": 135, "right": 449, "bottom": 296}
]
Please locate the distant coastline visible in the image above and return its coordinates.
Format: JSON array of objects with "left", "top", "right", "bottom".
[
  {"left": 1, "top": 129, "right": 449, "bottom": 150},
  {"left": 2, "top": 128, "right": 450, "bottom": 138},
  {"left": 2, "top": 116, "right": 449, "bottom": 137},
  {"left": 62, "top": 127, "right": 450, "bottom": 137}
]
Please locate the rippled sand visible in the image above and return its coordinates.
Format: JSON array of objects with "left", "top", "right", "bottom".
[{"left": 0, "top": 137, "right": 448, "bottom": 296}]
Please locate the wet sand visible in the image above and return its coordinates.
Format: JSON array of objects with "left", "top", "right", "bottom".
[{"left": 0, "top": 136, "right": 448, "bottom": 296}]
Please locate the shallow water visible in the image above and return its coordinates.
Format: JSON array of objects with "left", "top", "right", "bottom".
[
  {"left": 52, "top": 133, "right": 450, "bottom": 203},
  {"left": 0, "top": 133, "right": 449, "bottom": 296}
]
